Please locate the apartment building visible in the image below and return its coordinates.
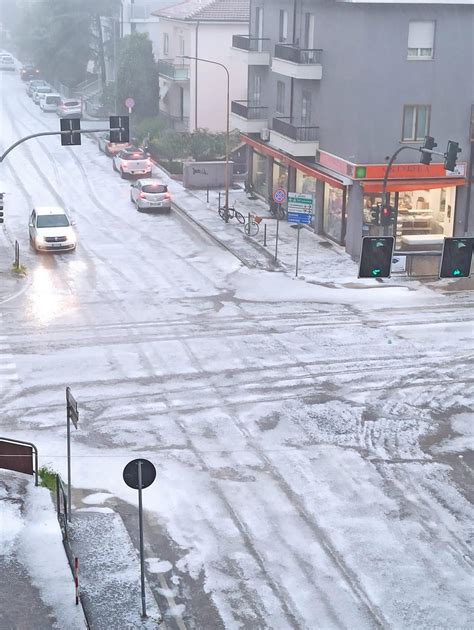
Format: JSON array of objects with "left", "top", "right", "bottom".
[
  {"left": 153, "top": 0, "right": 249, "bottom": 132},
  {"left": 232, "top": 0, "right": 474, "bottom": 259}
]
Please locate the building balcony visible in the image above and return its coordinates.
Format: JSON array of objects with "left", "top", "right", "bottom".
[
  {"left": 157, "top": 60, "right": 190, "bottom": 81},
  {"left": 272, "top": 44, "right": 323, "bottom": 80},
  {"left": 230, "top": 101, "right": 269, "bottom": 133},
  {"left": 270, "top": 117, "right": 319, "bottom": 157},
  {"left": 231, "top": 35, "right": 270, "bottom": 66}
]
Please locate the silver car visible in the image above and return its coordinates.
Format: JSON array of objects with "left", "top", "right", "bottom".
[
  {"left": 113, "top": 148, "right": 152, "bottom": 179},
  {"left": 32, "top": 85, "right": 53, "bottom": 104},
  {"left": 27, "top": 79, "right": 48, "bottom": 96},
  {"left": 29, "top": 206, "right": 76, "bottom": 252},
  {"left": 130, "top": 179, "right": 171, "bottom": 213}
]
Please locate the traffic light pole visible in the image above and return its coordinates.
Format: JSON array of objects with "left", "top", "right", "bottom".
[{"left": 0, "top": 127, "right": 127, "bottom": 163}]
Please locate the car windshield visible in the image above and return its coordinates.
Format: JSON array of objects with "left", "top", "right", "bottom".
[
  {"left": 46, "top": 96, "right": 60, "bottom": 104},
  {"left": 122, "top": 151, "right": 146, "bottom": 159},
  {"left": 142, "top": 184, "right": 167, "bottom": 194},
  {"left": 63, "top": 101, "right": 80, "bottom": 107},
  {"left": 37, "top": 214, "right": 70, "bottom": 228}
]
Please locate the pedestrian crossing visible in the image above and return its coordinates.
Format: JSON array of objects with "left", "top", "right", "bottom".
[{"left": 0, "top": 314, "right": 19, "bottom": 397}]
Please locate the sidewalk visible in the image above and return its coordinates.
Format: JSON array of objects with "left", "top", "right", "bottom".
[
  {"left": 0, "top": 472, "right": 87, "bottom": 629},
  {"left": 0, "top": 226, "right": 29, "bottom": 304},
  {"left": 68, "top": 510, "right": 165, "bottom": 629}
]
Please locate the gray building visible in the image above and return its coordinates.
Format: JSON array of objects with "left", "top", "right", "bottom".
[{"left": 231, "top": 0, "right": 474, "bottom": 262}]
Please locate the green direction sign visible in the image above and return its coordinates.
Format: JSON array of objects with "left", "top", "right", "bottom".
[{"left": 288, "top": 192, "right": 313, "bottom": 214}]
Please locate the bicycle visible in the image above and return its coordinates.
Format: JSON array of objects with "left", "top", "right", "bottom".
[
  {"left": 218, "top": 202, "right": 245, "bottom": 224},
  {"left": 244, "top": 214, "right": 261, "bottom": 237}
]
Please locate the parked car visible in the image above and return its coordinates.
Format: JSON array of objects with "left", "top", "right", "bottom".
[
  {"left": 29, "top": 206, "right": 76, "bottom": 252},
  {"left": 0, "top": 54, "right": 15, "bottom": 71},
  {"left": 32, "top": 85, "right": 53, "bottom": 104},
  {"left": 113, "top": 148, "right": 152, "bottom": 179},
  {"left": 130, "top": 179, "right": 171, "bottom": 213},
  {"left": 40, "top": 93, "right": 61, "bottom": 112},
  {"left": 97, "top": 132, "right": 130, "bottom": 157},
  {"left": 27, "top": 79, "right": 48, "bottom": 97},
  {"left": 56, "top": 98, "right": 82, "bottom": 119},
  {"left": 21, "top": 63, "right": 40, "bottom": 81}
]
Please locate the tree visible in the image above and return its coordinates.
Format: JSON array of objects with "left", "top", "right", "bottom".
[{"left": 116, "top": 32, "right": 159, "bottom": 120}]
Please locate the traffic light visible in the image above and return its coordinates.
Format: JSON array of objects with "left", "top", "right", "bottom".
[
  {"left": 110, "top": 116, "right": 129, "bottom": 143},
  {"left": 444, "top": 141, "right": 461, "bottom": 172},
  {"left": 420, "top": 136, "right": 437, "bottom": 165},
  {"left": 380, "top": 205, "right": 396, "bottom": 226},
  {"left": 439, "top": 238, "right": 474, "bottom": 278},
  {"left": 358, "top": 237, "right": 395, "bottom": 278},
  {"left": 370, "top": 205, "right": 380, "bottom": 225},
  {"left": 0, "top": 193, "right": 4, "bottom": 224},
  {"left": 60, "top": 118, "right": 81, "bottom": 146}
]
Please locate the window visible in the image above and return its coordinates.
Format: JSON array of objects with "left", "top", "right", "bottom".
[
  {"left": 407, "top": 21, "right": 435, "bottom": 59},
  {"left": 301, "top": 91, "right": 312, "bottom": 126},
  {"left": 276, "top": 81, "right": 285, "bottom": 115},
  {"left": 255, "top": 7, "right": 263, "bottom": 52},
  {"left": 252, "top": 74, "right": 261, "bottom": 106},
  {"left": 402, "top": 105, "right": 430, "bottom": 141},
  {"left": 279, "top": 9, "right": 288, "bottom": 43},
  {"left": 163, "top": 33, "right": 169, "bottom": 56},
  {"left": 304, "top": 13, "right": 315, "bottom": 49},
  {"left": 179, "top": 36, "right": 185, "bottom": 57}
]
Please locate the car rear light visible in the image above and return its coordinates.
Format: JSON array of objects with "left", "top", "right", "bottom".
[
  {"left": 139, "top": 193, "right": 146, "bottom": 199},
  {"left": 164, "top": 192, "right": 171, "bottom": 200}
]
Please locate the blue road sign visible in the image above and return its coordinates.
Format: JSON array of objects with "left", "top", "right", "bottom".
[{"left": 288, "top": 212, "right": 312, "bottom": 224}]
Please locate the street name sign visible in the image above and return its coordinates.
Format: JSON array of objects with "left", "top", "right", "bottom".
[{"left": 287, "top": 192, "right": 313, "bottom": 224}]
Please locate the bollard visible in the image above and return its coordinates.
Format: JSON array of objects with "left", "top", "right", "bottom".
[
  {"left": 206, "top": 185, "right": 210, "bottom": 203},
  {"left": 264, "top": 223, "right": 267, "bottom": 247},
  {"left": 247, "top": 213, "right": 251, "bottom": 235},
  {"left": 14, "top": 240, "right": 19, "bottom": 268},
  {"left": 218, "top": 191, "right": 221, "bottom": 210}
]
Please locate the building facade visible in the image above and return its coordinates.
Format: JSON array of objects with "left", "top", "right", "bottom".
[
  {"left": 152, "top": 0, "right": 249, "bottom": 132},
  {"left": 233, "top": 0, "right": 474, "bottom": 261}
]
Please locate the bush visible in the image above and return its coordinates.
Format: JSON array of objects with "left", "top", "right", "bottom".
[
  {"left": 38, "top": 465, "right": 57, "bottom": 491},
  {"left": 135, "top": 117, "right": 170, "bottom": 145}
]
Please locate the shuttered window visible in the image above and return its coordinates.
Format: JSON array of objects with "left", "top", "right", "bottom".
[{"left": 407, "top": 21, "right": 435, "bottom": 59}]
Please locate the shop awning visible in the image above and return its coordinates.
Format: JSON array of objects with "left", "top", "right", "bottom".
[
  {"left": 241, "top": 134, "right": 349, "bottom": 189},
  {"left": 362, "top": 178, "right": 466, "bottom": 193}
]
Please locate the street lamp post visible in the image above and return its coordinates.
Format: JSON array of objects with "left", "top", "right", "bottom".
[{"left": 179, "top": 55, "right": 231, "bottom": 221}]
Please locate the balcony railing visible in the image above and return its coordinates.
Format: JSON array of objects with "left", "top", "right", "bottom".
[
  {"left": 232, "top": 35, "right": 270, "bottom": 53},
  {"left": 231, "top": 100, "right": 268, "bottom": 120},
  {"left": 274, "top": 44, "right": 323, "bottom": 65},
  {"left": 272, "top": 117, "right": 319, "bottom": 142},
  {"left": 158, "top": 60, "right": 189, "bottom": 80}
]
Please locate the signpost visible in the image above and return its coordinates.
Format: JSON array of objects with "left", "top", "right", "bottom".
[
  {"left": 125, "top": 98, "right": 135, "bottom": 143},
  {"left": 287, "top": 193, "right": 314, "bottom": 276},
  {"left": 272, "top": 188, "right": 287, "bottom": 262},
  {"left": 66, "top": 386, "right": 79, "bottom": 521},
  {"left": 123, "top": 458, "right": 157, "bottom": 620}
]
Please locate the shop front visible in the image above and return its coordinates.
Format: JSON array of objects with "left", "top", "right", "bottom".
[{"left": 358, "top": 163, "right": 465, "bottom": 252}]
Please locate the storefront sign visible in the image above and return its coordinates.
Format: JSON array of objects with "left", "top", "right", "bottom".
[
  {"left": 318, "top": 150, "right": 356, "bottom": 177},
  {"left": 356, "top": 162, "right": 467, "bottom": 180},
  {"left": 288, "top": 192, "right": 313, "bottom": 224}
]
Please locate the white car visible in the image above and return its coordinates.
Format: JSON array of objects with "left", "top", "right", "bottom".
[
  {"left": 130, "top": 179, "right": 171, "bottom": 213},
  {"left": 29, "top": 206, "right": 76, "bottom": 252},
  {"left": 0, "top": 54, "right": 15, "bottom": 71},
  {"left": 98, "top": 132, "right": 130, "bottom": 156},
  {"left": 56, "top": 98, "right": 82, "bottom": 119},
  {"left": 32, "top": 85, "right": 53, "bottom": 104},
  {"left": 40, "top": 93, "right": 61, "bottom": 112},
  {"left": 113, "top": 148, "right": 152, "bottom": 179}
]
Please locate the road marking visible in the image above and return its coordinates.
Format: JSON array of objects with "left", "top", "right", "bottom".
[{"left": 0, "top": 363, "right": 16, "bottom": 370}]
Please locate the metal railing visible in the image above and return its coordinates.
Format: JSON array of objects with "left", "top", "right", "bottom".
[
  {"left": 274, "top": 44, "right": 323, "bottom": 65},
  {"left": 272, "top": 117, "right": 320, "bottom": 142},
  {"left": 157, "top": 60, "right": 189, "bottom": 80},
  {"left": 231, "top": 100, "right": 268, "bottom": 120},
  {"left": 232, "top": 35, "right": 270, "bottom": 53}
]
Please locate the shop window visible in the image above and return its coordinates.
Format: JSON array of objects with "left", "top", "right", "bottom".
[
  {"left": 279, "top": 9, "right": 288, "bottom": 43},
  {"left": 276, "top": 81, "right": 285, "bottom": 115},
  {"left": 402, "top": 105, "right": 430, "bottom": 142},
  {"left": 296, "top": 171, "right": 317, "bottom": 195},
  {"left": 323, "top": 185, "right": 345, "bottom": 244},
  {"left": 252, "top": 151, "right": 268, "bottom": 199},
  {"left": 407, "top": 21, "right": 435, "bottom": 60},
  {"left": 273, "top": 161, "right": 288, "bottom": 193},
  {"left": 396, "top": 188, "right": 455, "bottom": 250}
]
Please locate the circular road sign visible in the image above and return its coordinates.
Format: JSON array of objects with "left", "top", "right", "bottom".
[
  {"left": 125, "top": 97, "right": 135, "bottom": 109},
  {"left": 273, "top": 188, "right": 287, "bottom": 204},
  {"left": 123, "top": 458, "right": 156, "bottom": 489}
]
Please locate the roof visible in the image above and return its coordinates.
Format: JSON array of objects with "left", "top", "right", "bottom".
[
  {"left": 153, "top": 0, "right": 249, "bottom": 22},
  {"left": 34, "top": 206, "right": 66, "bottom": 215}
]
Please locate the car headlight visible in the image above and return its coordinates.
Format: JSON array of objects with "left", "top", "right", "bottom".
[{"left": 35, "top": 235, "right": 45, "bottom": 244}]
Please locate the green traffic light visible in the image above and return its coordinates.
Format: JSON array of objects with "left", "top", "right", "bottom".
[
  {"left": 371, "top": 269, "right": 381, "bottom": 276},
  {"left": 452, "top": 269, "right": 461, "bottom": 276}
]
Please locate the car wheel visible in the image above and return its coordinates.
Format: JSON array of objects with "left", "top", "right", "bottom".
[
  {"left": 112, "top": 160, "right": 117, "bottom": 172},
  {"left": 120, "top": 168, "right": 126, "bottom": 179}
]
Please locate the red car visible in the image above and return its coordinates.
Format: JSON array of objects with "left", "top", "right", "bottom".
[{"left": 21, "top": 64, "right": 41, "bottom": 81}]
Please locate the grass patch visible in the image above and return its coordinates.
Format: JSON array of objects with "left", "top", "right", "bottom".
[
  {"left": 38, "top": 465, "right": 57, "bottom": 491},
  {"left": 11, "top": 263, "right": 27, "bottom": 276}
]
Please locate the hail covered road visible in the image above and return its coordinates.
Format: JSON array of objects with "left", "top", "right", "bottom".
[{"left": 1, "top": 70, "right": 473, "bottom": 629}]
